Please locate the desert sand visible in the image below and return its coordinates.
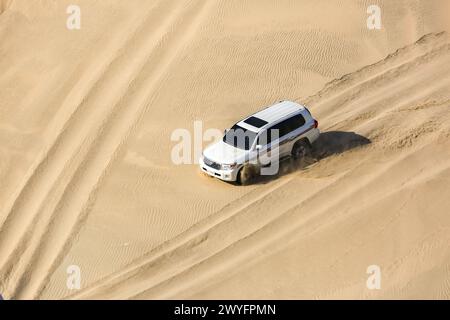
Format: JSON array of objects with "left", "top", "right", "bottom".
[{"left": 0, "top": 0, "right": 449, "bottom": 300}]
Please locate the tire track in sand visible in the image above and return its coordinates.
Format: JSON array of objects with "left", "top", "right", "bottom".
[
  {"left": 0, "top": 0, "right": 176, "bottom": 263},
  {"left": 68, "top": 32, "right": 450, "bottom": 299},
  {"left": 0, "top": 0, "right": 185, "bottom": 291},
  {"left": 0, "top": 0, "right": 213, "bottom": 300}
]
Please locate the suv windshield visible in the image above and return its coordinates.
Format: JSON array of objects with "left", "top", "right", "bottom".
[{"left": 223, "top": 124, "right": 257, "bottom": 150}]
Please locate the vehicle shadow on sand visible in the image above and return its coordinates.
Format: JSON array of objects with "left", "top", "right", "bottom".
[{"left": 252, "top": 131, "right": 371, "bottom": 185}]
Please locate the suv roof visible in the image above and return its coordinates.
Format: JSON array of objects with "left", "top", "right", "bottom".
[{"left": 237, "top": 101, "right": 305, "bottom": 132}]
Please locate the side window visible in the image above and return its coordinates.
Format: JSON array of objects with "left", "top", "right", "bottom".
[
  {"left": 257, "top": 126, "right": 282, "bottom": 145},
  {"left": 271, "top": 114, "right": 305, "bottom": 138},
  {"left": 270, "top": 121, "right": 288, "bottom": 138},
  {"left": 257, "top": 130, "right": 272, "bottom": 146},
  {"left": 279, "top": 114, "right": 306, "bottom": 136},
  {"left": 288, "top": 114, "right": 306, "bottom": 131}
]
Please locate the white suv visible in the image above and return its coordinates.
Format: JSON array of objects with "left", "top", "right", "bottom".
[{"left": 200, "top": 101, "right": 320, "bottom": 184}]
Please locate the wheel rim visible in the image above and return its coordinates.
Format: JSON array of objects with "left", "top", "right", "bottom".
[{"left": 294, "top": 145, "right": 306, "bottom": 158}]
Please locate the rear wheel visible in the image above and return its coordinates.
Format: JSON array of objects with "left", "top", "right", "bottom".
[
  {"left": 237, "top": 164, "right": 258, "bottom": 185},
  {"left": 291, "top": 139, "right": 311, "bottom": 160}
]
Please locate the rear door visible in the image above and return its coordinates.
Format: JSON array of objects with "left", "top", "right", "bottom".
[
  {"left": 274, "top": 119, "right": 292, "bottom": 157},
  {"left": 284, "top": 113, "right": 307, "bottom": 148},
  {"left": 272, "top": 114, "right": 306, "bottom": 157},
  {"left": 257, "top": 113, "right": 308, "bottom": 164}
]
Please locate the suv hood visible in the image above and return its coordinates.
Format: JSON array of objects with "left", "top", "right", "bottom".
[{"left": 203, "top": 140, "right": 247, "bottom": 164}]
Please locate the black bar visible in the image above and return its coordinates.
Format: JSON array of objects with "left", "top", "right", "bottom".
[{"left": 0, "top": 300, "right": 448, "bottom": 318}]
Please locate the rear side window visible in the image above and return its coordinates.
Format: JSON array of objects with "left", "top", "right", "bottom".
[
  {"left": 271, "top": 114, "right": 306, "bottom": 138},
  {"left": 287, "top": 114, "right": 306, "bottom": 129}
]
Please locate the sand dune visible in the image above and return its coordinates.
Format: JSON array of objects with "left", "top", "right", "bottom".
[
  {"left": 65, "top": 31, "right": 450, "bottom": 300},
  {"left": 0, "top": 1, "right": 449, "bottom": 299}
]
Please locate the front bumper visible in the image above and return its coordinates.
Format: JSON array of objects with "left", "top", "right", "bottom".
[{"left": 199, "top": 157, "right": 239, "bottom": 182}]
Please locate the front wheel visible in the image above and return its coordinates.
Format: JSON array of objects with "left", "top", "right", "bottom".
[
  {"left": 291, "top": 140, "right": 311, "bottom": 160},
  {"left": 237, "top": 165, "right": 258, "bottom": 185}
]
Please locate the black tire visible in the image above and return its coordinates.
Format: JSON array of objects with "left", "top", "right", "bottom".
[
  {"left": 237, "top": 165, "right": 258, "bottom": 186},
  {"left": 291, "top": 139, "right": 311, "bottom": 160}
]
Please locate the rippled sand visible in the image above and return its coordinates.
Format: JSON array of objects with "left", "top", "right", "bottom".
[{"left": 0, "top": 0, "right": 449, "bottom": 299}]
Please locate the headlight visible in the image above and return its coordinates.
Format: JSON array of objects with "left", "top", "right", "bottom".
[{"left": 221, "top": 163, "right": 237, "bottom": 170}]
